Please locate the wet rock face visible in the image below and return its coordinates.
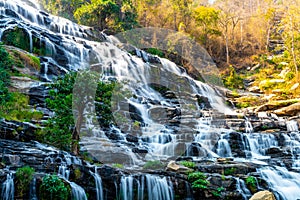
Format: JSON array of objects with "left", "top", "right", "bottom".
[
  {"left": 227, "top": 132, "right": 249, "bottom": 158},
  {"left": 0, "top": 120, "right": 39, "bottom": 141}
]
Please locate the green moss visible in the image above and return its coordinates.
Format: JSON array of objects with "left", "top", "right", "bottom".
[
  {"left": 0, "top": 92, "right": 43, "bottom": 122},
  {"left": 112, "top": 163, "right": 124, "bottom": 169},
  {"left": 2, "top": 27, "right": 31, "bottom": 52}
]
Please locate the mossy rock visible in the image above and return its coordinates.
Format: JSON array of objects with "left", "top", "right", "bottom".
[{"left": 2, "top": 26, "right": 48, "bottom": 56}]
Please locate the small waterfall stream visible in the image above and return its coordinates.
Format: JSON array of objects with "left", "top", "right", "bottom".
[
  {"left": 58, "top": 164, "right": 87, "bottom": 200},
  {"left": 119, "top": 174, "right": 174, "bottom": 200},
  {"left": 1, "top": 173, "right": 14, "bottom": 200},
  {"left": 90, "top": 168, "right": 104, "bottom": 200}
]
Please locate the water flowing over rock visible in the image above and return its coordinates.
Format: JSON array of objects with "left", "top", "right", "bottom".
[
  {"left": 1, "top": 0, "right": 300, "bottom": 199},
  {"left": 1, "top": 173, "right": 14, "bottom": 200}
]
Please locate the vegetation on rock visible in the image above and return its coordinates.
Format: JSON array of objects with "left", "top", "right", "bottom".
[
  {"left": 16, "top": 166, "right": 35, "bottom": 197},
  {"left": 39, "top": 174, "right": 70, "bottom": 200}
]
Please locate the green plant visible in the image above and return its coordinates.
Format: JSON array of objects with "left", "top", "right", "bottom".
[
  {"left": 179, "top": 161, "right": 195, "bottom": 168},
  {"left": 112, "top": 163, "right": 124, "bottom": 169},
  {"left": 74, "top": 168, "right": 81, "bottom": 180},
  {"left": 143, "top": 160, "right": 164, "bottom": 170},
  {"left": 188, "top": 172, "right": 209, "bottom": 189},
  {"left": 212, "top": 187, "right": 224, "bottom": 197},
  {"left": 16, "top": 166, "right": 35, "bottom": 196},
  {"left": 223, "top": 66, "right": 244, "bottom": 89},
  {"left": 245, "top": 176, "right": 256, "bottom": 188},
  {"left": 224, "top": 167, "right": 236, "bottom": 175},
  {"left": 132, "top": 120, "right": 140, "bottom": 129},
  {"left": 145, "top": 48, "right": 165, "bottom": 57},
  {"left": 39, "top": 175, "right": 70, "bottom": 200}
]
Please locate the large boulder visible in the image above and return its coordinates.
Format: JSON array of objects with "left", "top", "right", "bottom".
[
  {"left": 274, "top": 102, "right": 300, "bottom": 116},
  {"left": 166, "top": 161, "right": 190, "bottom": 172},
  {"left": 249, "top": 191, "right": 276, "bottom": 200}
]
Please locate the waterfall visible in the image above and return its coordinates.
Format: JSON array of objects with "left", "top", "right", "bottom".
[
  {"left": 245, "top": 133, "right": 278, "bottom": 159},
  {"left": 145, "top": 174, "right": 174, "bottom": 200},
  {"left": 90, "top": 169, "right": 104, "bottom": 200},
  {"left": 235, "top": 178, "right": 252, "bottom": 200},
  {"left": 286, "top": 120, "right": 299, "bottom": 132},
  {"left": 58, "top": 165, "right": 87, "bottom": 200},
  {"left": 216, "top": 134, "right": 232, "bottom": 157},
  {"left": 29, "top": 177, "right": 37, "bottom": 200},
  {"left": 58, "top": 164, "right": 70, "bottom": 180},
  {"left": 1, "top": 173, "right": 14, "bottom": 200},
  {"left": 119, "top": 175, "right": 174, "bottom": 200},
  {"left": 245, "top": 119, "right": 253, "bottom": 133},
  {"left": 70, "top": 182, "right": 88, "bottom": 200},
  {"left": 120, "top": 176, "right": 134, "bottom": 200},
  {"left": 258, "top": 166, "right": 300, "bottom": 200}
]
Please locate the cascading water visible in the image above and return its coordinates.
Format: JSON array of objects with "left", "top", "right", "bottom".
[
  {"left": 1, "top": 173, "right": 14, "bottom": 200},
  {"left": 90, "top": 168, "right": 104, "bottom": 200},
  {"left": 58, "top": 164, "right": 70, "bottom": 180},
  {"left": 29, "top": 177, "right": 37, "bottom": 200},
  {"left": 58, "top": 164, "right": 87, "bottom": 200},
  {"left": 235, "top": 178, "right": 252, "bottom": 200},
  {"left": 70, "top": 182, "right": 88, "bottom": 200},
  {"left": 259, "top": 166, "right": 300, "bottom": 200},
  {"left": 286, "top": 120, "right": 299, "bottom": 132},
  {"left": 3, "top": 0, "right": 300, "bottom": 199},
  {"left": 119, "top": 174, "right": 174, "bottom": 200}
]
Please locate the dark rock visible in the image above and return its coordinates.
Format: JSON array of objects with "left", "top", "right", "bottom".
[
  {"left": 126, "top": 134, "right": 139, "bottom": 143},
  {"left": 132, "top": 148, "right": 148, "bottom": 154}
]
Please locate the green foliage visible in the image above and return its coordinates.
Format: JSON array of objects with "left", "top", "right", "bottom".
[
  {"left": 188, "top": 172, "right": 209, "bottom": 190},
  {"left": 112, "top": 163, "right": 124, "bottom": 169},
  {"left": 245, "top": 176, "right": 256, "bottom": 188},
  {"left": 16, "top": 166, "right": 35, "bottom": 197},
  {"left": 27, "top": 54, "right": 41, "bottom": 70},
  {"left": 193, "top": 6, "right": 221, "bottom": 44},
  {"left": 74, "top": 0, "right": 137, "bottom": 32},
  {"left": 39, "top": 175, "right": 70, "bottom": 200},
  {"left": 143, "top": 160, "right": 164, "bottom": 170},
  {"left": 179, "top": 161, "right": 195, "bottom": 168},
  {"left": 74, "top": 168, "right": 81, "bottom": 180},
  {"left": 43, "top": 72, "right": 76, "bottom": 151},
  {"left": 145, "top": 48, "right": 165, "bottom": 57},
  {"left": 224, "top": 167, "right": 236, "bottom": 175},
  {"left": 0, "top": 92, "right": 43, "bottom": 121},
  {"left": 212, "top": 187, "right": 224, "bottom": 197},
  {"left": 2, "top": 27, "right": 30, "bottom": 52},
  {"left": 40, "top": 0, "right": 83, "bottom": 20},
  {"left": 95, "top": 80, "right": 116, "bottom": 127},
  {"left": 223, "top": 66, "right": 244, "bottom": 89}
]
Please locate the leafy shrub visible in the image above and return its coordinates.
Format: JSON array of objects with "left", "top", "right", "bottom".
[
  {"left": 223, "top": 66, "right": 244, "bottom": 89},
  {"left": 16, "top": 166, "right": 35, "bottom": 196},
  {"left": 188, "top": 172, "right": 209, "bottom": 189},
  {"left": 245, "top": 176, "right": 256, "bottom": 188},
  {"left": 39, "top": 175, "right": 70, "bottom": 200},
  {"left": 143, "top": 160, "right": 164, "bottom": 170}
]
